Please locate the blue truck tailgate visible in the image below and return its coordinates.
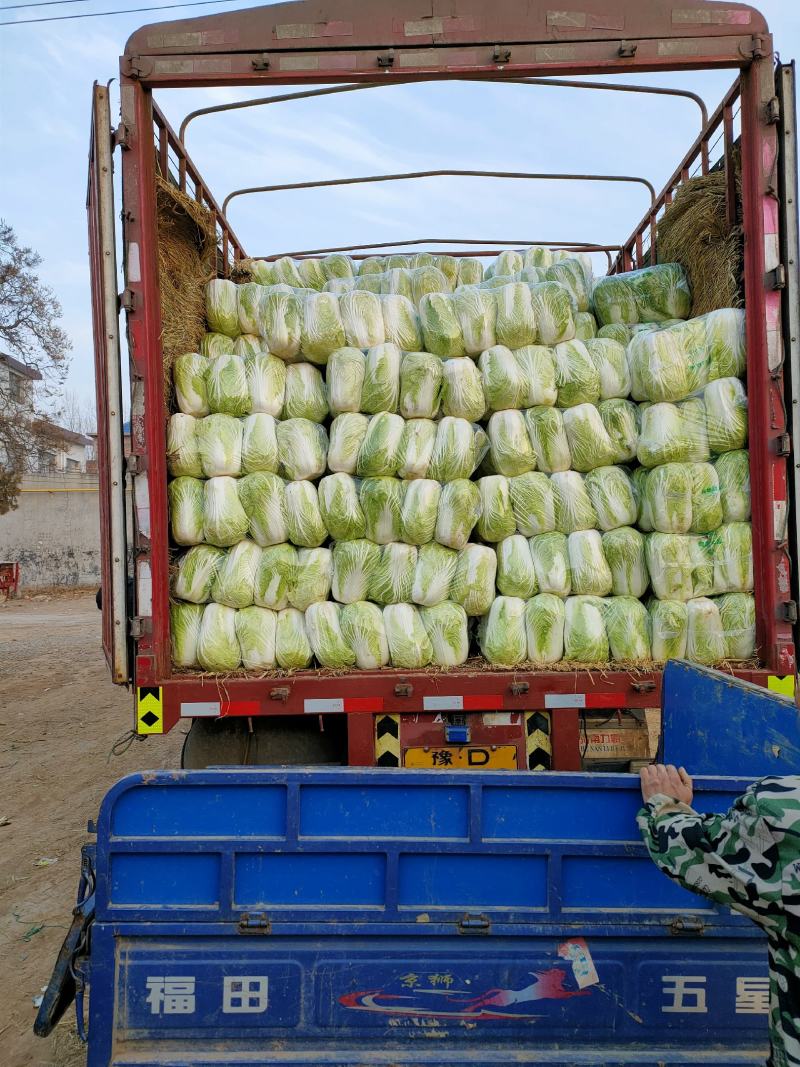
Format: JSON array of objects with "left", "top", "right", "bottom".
[{"left": 81, "top": 768, "right": 768, "bottom": 1065}]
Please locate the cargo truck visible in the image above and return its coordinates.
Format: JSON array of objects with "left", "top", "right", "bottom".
[{"left": 35, "top": 1, "right": 800, "bottom": 1063}]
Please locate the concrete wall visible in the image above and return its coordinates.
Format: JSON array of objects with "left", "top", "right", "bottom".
[{"left": 0, "top": 473, "right": 104, "bottom": 590}]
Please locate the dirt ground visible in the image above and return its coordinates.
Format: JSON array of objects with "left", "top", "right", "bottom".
[{"left": 0, "top": 593, "right": 184, "bottom": 1067}]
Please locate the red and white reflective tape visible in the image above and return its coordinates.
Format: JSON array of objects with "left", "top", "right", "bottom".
[
  {"left": 180, "top": 699, "right": 261, "bottom": 718},
  {"left": 422, "top": 694, "right": 503, "bottom": 712},
  {"left": 303, "top": 697, "right": 384, "bottom": 714},
  {"left": 544, "top": 694, "right": 620, "bottom": 709}
]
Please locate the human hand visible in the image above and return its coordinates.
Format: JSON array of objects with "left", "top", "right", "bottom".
[{"left": 640, "top": 764, "right": 693, "bottom": 806}]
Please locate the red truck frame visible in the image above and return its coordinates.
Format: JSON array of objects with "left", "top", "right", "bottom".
[{"left": 89, "top": 0, "right": 798, "bottom": 770}]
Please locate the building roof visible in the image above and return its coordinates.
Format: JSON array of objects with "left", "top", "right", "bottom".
[
  {"left": 32, "top": 419, "right": 93, "bottom": 447},
  {"left": 0, "top": 351, "right": 43, "bottom": 381}
]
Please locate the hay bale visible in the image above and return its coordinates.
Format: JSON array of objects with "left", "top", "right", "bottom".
[
  {"left": 156, "top": 176, "right": 216, "bottom": 402},
  {"left": 657, "top": 159, "right": 743, "bottom": 316}
]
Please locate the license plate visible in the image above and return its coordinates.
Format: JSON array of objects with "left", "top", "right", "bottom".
[{"left": 404, "top": 745, "right": 518, "bottom": 769}]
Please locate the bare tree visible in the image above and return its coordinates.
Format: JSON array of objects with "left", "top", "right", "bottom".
[
  {"left": 58, "top": 389, "right": 97, "bottom": 436},
  {"left": 0, "top": 219, "right": 72, "bottom": 513}
]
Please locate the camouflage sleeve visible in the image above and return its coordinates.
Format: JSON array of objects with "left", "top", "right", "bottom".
[{"left": 636, "top": 783, "right": 785, "bottom": 931}]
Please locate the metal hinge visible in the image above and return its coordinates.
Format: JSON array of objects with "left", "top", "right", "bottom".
[
  {"left": 509, "top": 681, "right": 529, "bottom": 696},
  {"left": 768, "top": 264, "right": 787, "bottom": 290},
  {"left": 251, "top": 53, "right": 270, "bottom": 70},
  {"left": 394, "top": 680, "right": 413, "bottom": 697},
  {"left": 492, "top": 45, "right": 511, "bottom": 64},
  {"left": 618, "top": 40, "right": 637, "bottom": 58},
  {"left": 112, "top": 124, "right": 131, "bottom": 150},
  {"left": 781, "top": 601, "right": 798, "bottom": 624},
  {"left": 766, "top": 96, "right": 781, "bottom": 124},
  {"left": 129, "top": 617, "right": 152, "bottom": 639},
  {"left": 270, "top": 686, "right": 290, "bottom": 702},
  {"left": 125, "top": 453, "right": 140, "bottom": 475},
  {"left": 238, "top": 911, "right": 271, "bottom": 934},
  {"left": 122, "top": 54, "right": 148, "bottom": 78},
  {"left": 776, "top": 432, "right": 791, "bottom": 456},
  {"left": 119, "top": 288, "right": 136, "bottom": 313},
  {"left": 377, "top": 48, "right": 395, "bottom": 68},
  {"left": 740, "top": 34, "right": 768, "bottom": 60},
  {"left": 458, "top": 913, "right": 491, "bottom": 934},
  {"left": 668, "top": 915, "right": 705, "bottom": 935}
]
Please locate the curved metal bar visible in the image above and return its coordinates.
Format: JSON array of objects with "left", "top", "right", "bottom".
[
  {"left": 252, "top": 237, "right": 619, "bottom": 269},
  {"left": 222, "top": 169, "right": 657, "bottom": 215},
  {"left": 508, "top": 77, "right": 708, "bottom": 129}
]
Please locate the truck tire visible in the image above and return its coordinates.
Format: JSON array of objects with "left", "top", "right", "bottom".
[{"left": 181, "top": 715, "right": 347, "bottom": 769}]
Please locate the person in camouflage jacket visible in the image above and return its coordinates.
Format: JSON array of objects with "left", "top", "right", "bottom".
[{"left": 638, "top": 764, "right": 800, "bottom": 1067}]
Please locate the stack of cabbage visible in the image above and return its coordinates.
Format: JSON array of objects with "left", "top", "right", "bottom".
[{"left": 167, "top": 249, "right": 755, "bottom": 672}]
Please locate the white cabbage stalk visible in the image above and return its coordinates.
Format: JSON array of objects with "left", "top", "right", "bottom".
[
  {"left": 297, "top": 257, "right": 327, "bottom": 290},
  {"left": 457, "top": 258, "right": 484, "bottom": 287},
  {"left": 705, "top": 377, "right": 748, "bottom": 454},
  {"left": 545, "top": 259, "right": 592, "bottom": 312},
  {"left": 362, "top": 343, "right": 401, "bottom": 415},
  {"left": 525, "top": 594, "right": 565, "bottom": 664},
  {"left": 419, "top": 602, "right": 469, "bottom": 665},
  {"left": 200, "top": 333, "right": 235, "bottom": 359},
  {"left": 197, "top": 603, "right": 240, "bottom": 671},
  {"left": 321, "top": 253, "right": 355, "bottom": 281},
  {"left": 562, "top": 404, "right": 618, "bottom": 473},
  {"left": 705, "top": 308, "right": 746, "bottom": 379},
  {"left": 524, "top": 247, "right": 553, "bottom": 269},
  {"left": 355, "top": 412, "right": 404, "bottom": 478},
  {"left": 479, "top": 596, "right": 528, "bottom": 666},
  {"left": 435, "top": 479, "right": 482, "bottom": 550},
  {"left": 649, "top": 598, "right": 688, "bottom": 660},
  {"left": 419, "top": 293, "right": 465, "bottom": 357},
  {"left": 205, "top": 279, "right": 239, "bottom": 338},
  {"left": 396, "top": 418, "right": 437, "bottom": 480},
  {"left": 318, "top": 473, "right": 365, "bottom": 541},
  {"left": 332, "top": 539, "right": 381, "bottom": 604},
  {"left": 300, "top": 291, "right": 346, "bottom": 364},
  {"left": 509, "top": 471, "right": 555, "bottom": 536},
  {"left": 276, "top": 419, "right": 328, "bottom": 481},
  {"left": 632, "top": 468, "right": 653, "bottom": 531},
  {"left": 241, "top": 413, "right": 279, "bottom": 475},
  {"left": 284, "top": 480, "right": 327, "bottom": 548},
  {"left": 450, "top": 544, "right": 497, "bottom": 616},
  {"left": 441, "top": 357, "right": 486, "bottom": 421},
  {"left": 602, "top": 527, "right": 648, "bottom": 598},
  {"left": 712, "top": 522, "right": 754, "bottom": 594},
  {"left": 401, "top": 479, "right": 441, "bottom": 546},
  {"left": 428, "top": 417, "right": 478, "bottom": 482},
  {"left": 563, "top": 595, "right": 609, "bottom": 661},
  {"left": 602, "top": 596, "right": 651, "bottom": 662},
  {"left": 476, "top": 475, "right": 516, "bottom": 542},
  {"left": 585, "top": 338, "right": 630, "bottom": 399},
  {"left": 643, "top": 463, "right": 693, "bottom": 534},
  {"left": 289, "top": 548, "right": 332, "bottom": 611},
  {"left": 339, "top": 290, "right": 384, "bottom": 350},
  {"left": 686, "top": 596, "right": 726, "bottom": 665},
  {"left": 598, "top": 398, "right": 638, "bottom": 463},
  {"left": 171, "top": 602, "right": 204, "bottom": 668},
  {"left": 173, "top": 353, "right": 210, "bottom": 417},
  {"left": 203, "top": 476, "right": 249, "bottom": 547},
  {"left": 339, "top": 601, "right": 390, "bottom": 668},
  {"left": 399, "top": 352, "right": 442, "bottom": 419},
  {"left": 328, "top": 413, "right": 368, "bottom": 474},
  {"left": 553, "top": 339, "right": 601, "bottom": 408},
  {"left": 360, "top": 478, "right": 405, "bottom": 544},
  {"left": 490, "top": 250, "right": 523, "bottom": 277},
  {"left": 261, "top": 290, "right": 302, "bottom": 361},
  {"left": 529, "top": 532, "right": 571, "bottom": 597},
  {"left": 551, "top": 471, "right": 597, "bottom": 534},
  {"left": 196, "top": 413, "right": 243, "bottom": 478},
  {"left": 304, "top": 602, "right": 355, "bottom": 668},
  {"left": 646, "top": 533, "right": 694, "bottom": 601},
  {"left": 637, "top": 402, "right": 695, "bottom": 468},
  {"left": 689, "top": 462, "right": 723, "bottom": 534},
  {"left": 381, "top": 294, "right": 422, "bottom": 351},
  {"left": 245, "top": 352, "right": 286, "bottom": 417},
  {"left": 206, "top": 353, "right": 250, "bottom": 417},
  {"left": 452, "top": 287, "right": 497, "bottom": 355},
  {"left": 574, "top": 312, "right": 597, "bottom": 340},
  {"left": 237, "top": 472, "right": 287, "bottom": 547},
  {"left": 717, "top": 592, "right": 756, "bottom": 660},
  {"left": 234, "top": 335, "right": 261, "bottom": 359},
  {"left": 173, "top": 545, "right": 225, "bottom": 604},
  {"left": 275, "top": 607, "right": 313, "bottom": 669},
  {"left": 584, "top": 466, "right": 637, "bottom": 532},
  {"left": 524, "top": 406, "right": 572, "bottom": 473},
  {"left": 167, "top": 414, "right": 202, "bottom": 478},
  {"left": 211, "top": 539, "right": 260, "bottom": 609},
  {"left": 715, "top": 450, "right": 751, "bottom": 523},
  {"left": 496, "top": 535, "right": 538, "bottom": 598},
  {"left": 411, "top": 266, "right": 451, "bottom": 306},
  {"left": 487, "top": 410, "right": 537, "bottom": 477},
  {"left": 597, "top": 323, "right": 631, "bottom": 345},
  {"left": 495, "top": 283, "right": 537, "bottom": 349},
  {"left": 273, "top": 256, "right": 303, "bottom": 287},
  {"left": 412, "top": 542, "right": 458, "bottom": 606},
  {"left": 529, "top": 282, "right": 575, "bottom": 345},
  {"left": 384, "top": 603, "right": 433, "bottom": 668},
  {"left": 326, "top": 347, "right": 366, "bottom": 415},
  {"left": 282, "top": 363, "right": 328, "bottom": 422},
  {"left": 254, "top": 544, "right": 298, "bottom": 611},
  {"left": 568, "top": 530, "right": 613, "bottom": 596},
  {"left": 369, "top": 543, "right": 418, "bottom": 605},
  {"left": 514, "top": 343, "right": 558, "bottom": 405},
  {"left": 237, "top": 282, "right": 265, "bottom": 335},
  {"left": 627, "top": 326, "right": 695, "bottom": 403}
]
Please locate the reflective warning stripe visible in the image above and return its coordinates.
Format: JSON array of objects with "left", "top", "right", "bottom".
[
  {"left": 525, "top": 710, "right": 552, "bottom": 771},
  {"left": 767, "top": 675, "right": 796, "bottom": 698},
  {"left": 544, "top": 694, "right": 619, "bottom": 709},
  {"left": 375, "top": 713, "right": 401, "bottom": 767},
  {"left": 181, "top": 701, "right": 220, "bottom": 718},
  {"left": 136, "top": 686, "right": 163, "bottom": 734},
  {"left": 304, "top": 697, "right": 384, "bottom": 714},
  {"left": 423, "top": 695, "right": 503, "bottom": 711}
]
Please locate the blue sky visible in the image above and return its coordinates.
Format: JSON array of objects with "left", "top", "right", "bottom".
[{"left": 1, "top": 0, "right": 798, "bottom": 413}]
